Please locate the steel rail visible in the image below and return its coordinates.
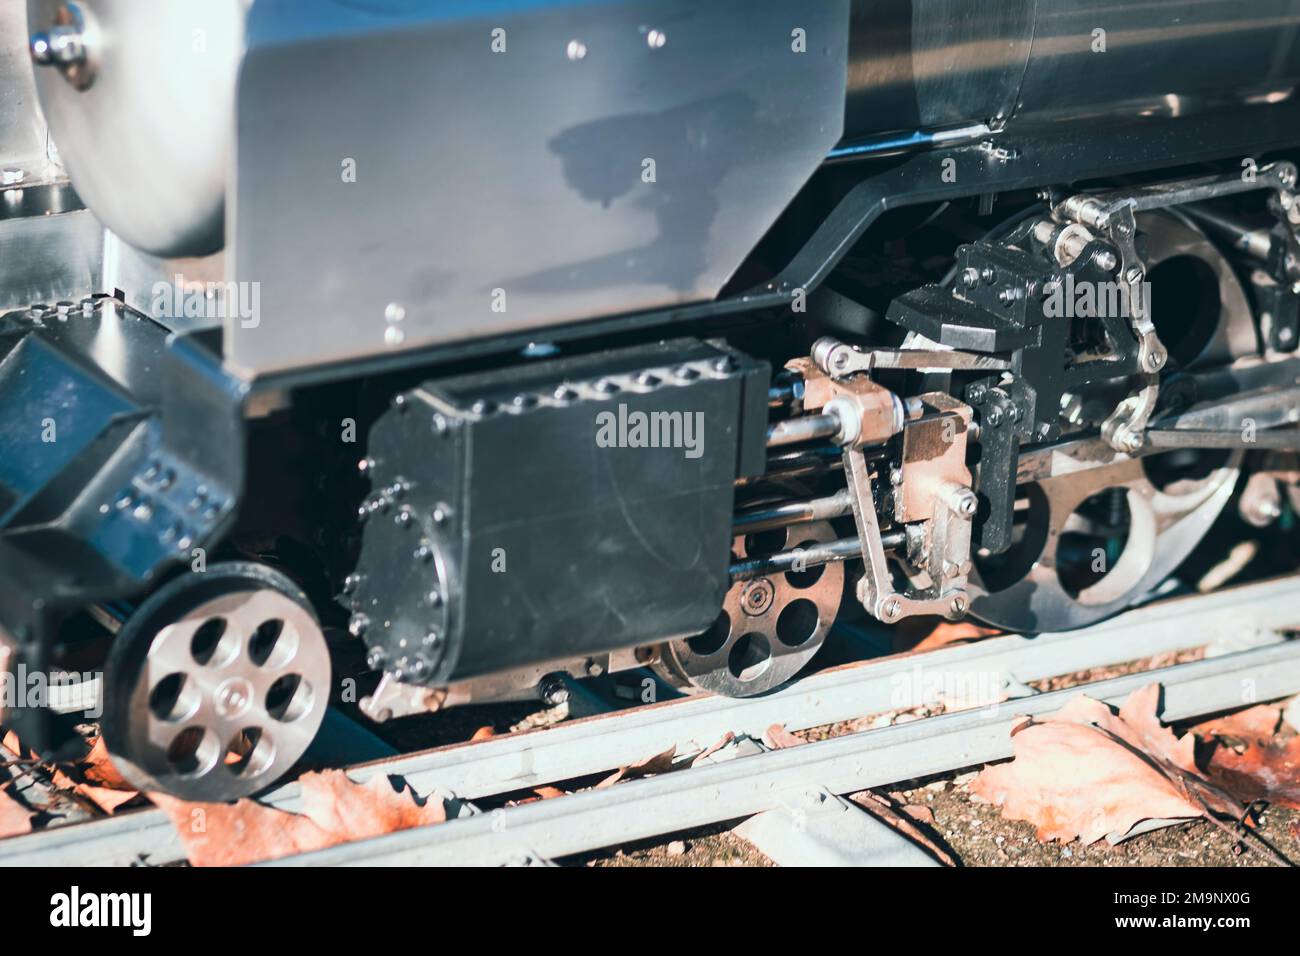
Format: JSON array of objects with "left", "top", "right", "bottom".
[
  {"left": 1, "top": 576, "right": 1297, "bottom": 866},
  {"left": 276, "top": 639, "right": 1300, "bottom": 866}
]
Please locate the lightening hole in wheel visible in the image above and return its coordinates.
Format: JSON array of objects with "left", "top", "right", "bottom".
[
  {"left": 249, "top": 618, "right": 295, "bottom": 669},
  {"left": 972, "top": 484, "right": 1051, "bottom": 593},
  {"left": 686, "top": 611, "right": 729, "bottom": 656},
  {"left": 1147, "top": 255, "right": 1221, "bottom": 371},
  {"left": 224, "top": 728, "right": 275, "bottom": 778},
  {"left": 190, "top": 617, "right": 237, "bottom": 667},
  {"left": 1057, "top": 489, "right": 1130, "bottom": 601},
  {"left": 728, "top": 633, "right": 772, "bottom": 682},
  {"left": 166, "top": 726, "right": 218, "bottom": 777},
  {"left": 148, "top": 672, "right": 199, "bottom": 723},
  {"left": 1141, "top": 448, "right": 1233, "bottom": 494},
  {"left": 743, "top": 529, "right": 787, "bottom": 558},
  {"left": 784, "top": 540, "right": 826, "bottom": 588},
  {"left": 775, "top": 598, "right": 819, "bottom": 647},
  {"left": 266, "top": 673, "right": 314, "bottom": 722}
]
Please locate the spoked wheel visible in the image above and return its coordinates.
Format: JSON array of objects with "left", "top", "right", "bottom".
[
  {"left": 655, "top": 521, "right": 844, "bottom": 696},
  {"left": 969, "top": 450, "right": 1241, "bottom": 632},
  {"left": 970, "top": 210, "right": 1256, "bottom": 633},
  {"left": 102, "top": 562, "right": 331, "bottom": 801}
]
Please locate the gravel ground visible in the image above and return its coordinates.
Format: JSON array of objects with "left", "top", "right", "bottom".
[
  {"left": 865, "top": 771, "right": 1298, "bottom": 867},
  {"left": 333, "top": 627, "right": 1296, "bottom": 868},
  {"left": 558, "top": 651, "right": 1297, "bottom": 867},
  {"left": 564, "top": 822, "right": 774, "bottom": 867}
]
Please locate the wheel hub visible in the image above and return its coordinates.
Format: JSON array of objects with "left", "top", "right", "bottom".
[
  {"left": 655, "top": 521, "right": 844, "bottom": 697},
  {"left": 102, "top": 563, "right": 331, "bottom": 801}
]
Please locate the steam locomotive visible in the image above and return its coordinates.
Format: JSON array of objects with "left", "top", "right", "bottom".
[{"left": 5, "top": 0, "right": 1300, "bottom": 801}]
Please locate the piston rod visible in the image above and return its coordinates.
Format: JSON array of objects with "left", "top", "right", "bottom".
[
  {"left": 729, "top": 532, "right": 904, "bottom": 581},
  {"left": 766, "top": 412, "right": 843, "bottom": 448},
  {"left": 733, "top": 490, "right": 854, "bottom": 534}
]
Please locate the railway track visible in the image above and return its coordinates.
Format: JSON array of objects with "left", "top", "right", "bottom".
[{"left": 3, "top": 576, "right": 1299, "bottom": 867}]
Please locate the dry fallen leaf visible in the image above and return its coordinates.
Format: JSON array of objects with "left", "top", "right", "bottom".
[
  {"left": 1, "top": 729, "right": 25, "bottom": 758},
  {"left": 1193, "top": 703, "right": 1282, "bottom": 746},
  {"left": 152, "top": 769, "right": 446, "bottom": 866},
  {"left": 903, "top": 804, "right": 935, "bottom": 825},
  {"left": 693, "top": 731, "right": 735, "bottom": 763},
  {"left": 1195, "top": 704, "right": 1300, "bottom": 810},
  {"left": 1207, "top": 739, "right": 1300, "bottom": 810},
  {"left": 298, "top": 770, "right": 446, "bottom": 837},
  {"left": 762, "top": 724, "right": 805, "bottom": 750},
  {"left": 972, "top": 684, "right": 1241, "bottom": 845},
  {"left": 470, "top": 726, "right": 496, "bottom": 742},
  {"left": 596, "top": 746, "right": 677, "bottom": 789},
  {"left": 51, "top": 737, "right": 139, "bottom": 814}
]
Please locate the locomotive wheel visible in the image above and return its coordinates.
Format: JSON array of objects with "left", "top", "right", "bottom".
[
  {"left": 655, "top": 521, "right": 844, "bottom": 697},
  {"left": 101, "top": 562, "right": 331, "bottom": 801},
  {"left": 971, "top": 212, "right": 1253, "bottom": 632},
  {"left": 969, "top": 451, "right": 1241, "bottom": 632}
]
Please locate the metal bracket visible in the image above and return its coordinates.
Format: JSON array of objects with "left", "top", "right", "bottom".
[
  {"left": 1056, "top": 162, "right": 1300, "bottom": 452},
  {"left": 841, "top": 448, "right": 972, "bottom": 623},
  {"left": 812, "top": 337, "right": 1012, "bottom": 376}
]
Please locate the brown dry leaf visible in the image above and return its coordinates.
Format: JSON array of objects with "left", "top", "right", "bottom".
[
  {"left": 298, "top": 770, "right": 446, "bottom": 837},
  {"left": 80, "top": 737, "right": 133, "bottom": 789},
  {"left": 1192, "top": 703, "right": 1298, "bottom": 808},
  {"left": 1194, "top": 704, "right": 1282, "bottom": 746},
  {"left": 470, "top": 726, "right": 496, "bottom": 742},
  {"left": 904, "top": 804, "right": 936, "bottom": 825},
  {"left": 693, "top": 731, "right": 735, "bottom": 763},
  {"left": 1, "top": 729, "right": 25, "bottom": 757},
  {"left": 1195, "top": 706, "right": 1300, "bottom": 810},
  {"left": 51, "top": 737, "right": 139, "bottom": 814},
  {"left": 762, "top": 724, "right": 806, "bottom": 750},
  {"left": 533, "top": 785, "right": 567, "bottom": 800},
  {"left": 1207, "top": 738, "right": 1300, "bottom": 809},
  {"left": 1073, "top": 684, "right": 1199, "bottom": 775},
  {"left": 151, "top": 793, "right": 338, "bottom": 865},
  {"left": 152, "top": 769, "right": 446, "bottom": 866},
  {"left": 596, "top": 745, "right": 677, "bottom": 789},
  {"left": 972, "top": 684, "right": 1224, "bottom": 845},
  {"left": 0, "top": 788, "right": 32, "bottom": 839}
]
